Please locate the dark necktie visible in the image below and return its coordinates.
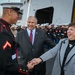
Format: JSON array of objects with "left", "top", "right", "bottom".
[{"left": 30, "top": 30, "right": 33, "bottom": 43}]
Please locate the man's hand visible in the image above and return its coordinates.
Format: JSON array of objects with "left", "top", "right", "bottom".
[
  {"left": 27, "top": 58, "right": 42, "bottom": 70},
  {"left": 27, "top": 62, "right": 34, "bottom": 70}
]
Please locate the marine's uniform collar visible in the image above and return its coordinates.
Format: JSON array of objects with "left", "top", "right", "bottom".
[{"left": 0, "top": 18, "right": 11, "bottom": 27}]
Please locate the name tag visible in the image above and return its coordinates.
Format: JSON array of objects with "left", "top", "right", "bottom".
[{"left": 12, "top": 54, "right": 16, "bottom": 60}]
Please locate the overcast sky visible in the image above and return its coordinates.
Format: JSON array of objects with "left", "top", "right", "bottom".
[{"left": 0, "top": 0, "right": 21, "bottom": 15}]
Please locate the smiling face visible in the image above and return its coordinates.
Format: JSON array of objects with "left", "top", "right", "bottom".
[
  {"left": 67, "top": 26, "right": 75, "bottom": 40},
  {"left": 27, "top": 16, "right": 37, "bottom": 30}
]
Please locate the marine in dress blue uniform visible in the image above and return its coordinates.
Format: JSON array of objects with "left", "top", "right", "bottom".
[{"left": 0, "top": 2, "right": 33, "bottom": 75}]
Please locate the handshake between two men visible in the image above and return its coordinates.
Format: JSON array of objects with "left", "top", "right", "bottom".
[{"left": 27, "top": 58, "right": 42, "bottom": 70}]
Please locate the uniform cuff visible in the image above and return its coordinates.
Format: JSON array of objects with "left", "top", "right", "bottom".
[{"left": 18, "top": 65, "right": 28, "bottom": 74}]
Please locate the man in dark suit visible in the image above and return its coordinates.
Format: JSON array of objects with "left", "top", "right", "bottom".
[{"left": 16, "top": 16, "right": 56, "bottom": 75}]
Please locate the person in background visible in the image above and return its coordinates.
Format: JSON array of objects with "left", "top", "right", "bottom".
[
  {"left": 10, "top": 24, "right": 18, "bottom": 37},
  {"left": 31, "top": 22, "right": 75, "bottom": 75},
  {"left": 16, "top": 16, "right": 56, "bottom": 75},
  {"left": 0, "top": 3, "right": 34, "bottom": 75}
]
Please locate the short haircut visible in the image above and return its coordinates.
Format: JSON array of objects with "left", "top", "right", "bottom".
[
  {"left": 68, "top": 22, "right": 75, "bottom": 28},
  {"left": 28, "top": 16, "right": 38, "bottom": 23}
]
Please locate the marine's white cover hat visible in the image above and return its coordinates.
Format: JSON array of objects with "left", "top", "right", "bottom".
[{"left": 0, "top": 2, "right": 23, "bottom": 14}]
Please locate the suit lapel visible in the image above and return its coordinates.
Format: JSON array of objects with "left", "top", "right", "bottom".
[
  {"left": 65, "top": 46, "right": 75, "bottom": 65},
  {"left": 24, "top": 28, "right": 39, "bottom": 45},
  {"left": 24, "top": 28, "right": 31, "bottom": 44},
  {"left": 60, "top": 39, "right": 68, "bottom": 66},
  {"left": 34, "top": 29, "right": 39, "bottom": 45},
  {"left": 60, "top": 39, "right": 75, "bottom": 66}
]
